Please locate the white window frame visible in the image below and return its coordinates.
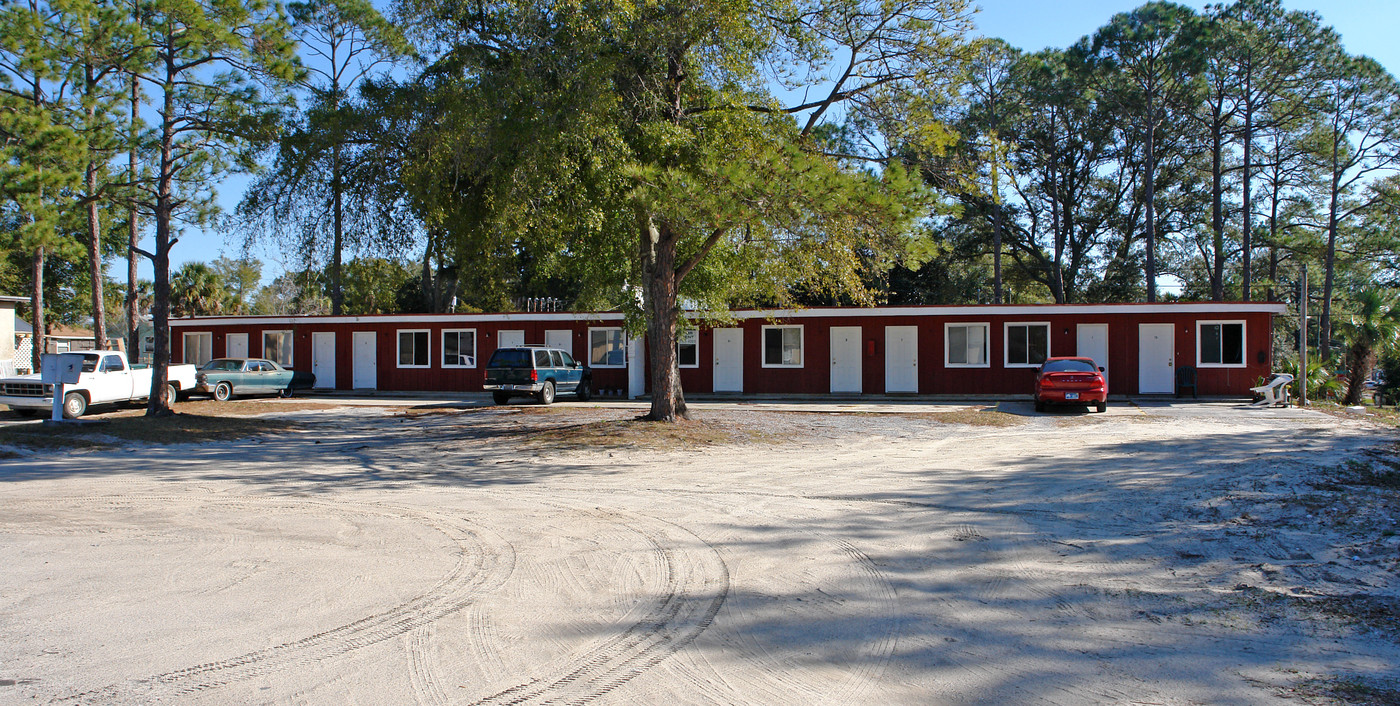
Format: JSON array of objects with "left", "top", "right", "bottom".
[
  {"left": 262, "top": 330, "right": 293, "bottom": 367},
  {"left": 183, "top": 331, "right": 212, "bottom": 366},
  {"left": 761, "top": 325, "right": 804, "bottom": 368},
  {"left": 397, "top": 329, "right": 431, "bottom": 369},
  {"left": 1003, "top": 321, "right": 1051, "bottom": 369},
  {"left": 588, "top": 327, "right": 627, "bottom": 368},
  {"left": 677, "top": 329, "right": 699, "bottom": 369},
  {"left": 944, "top": 322, "right": 991, "bottom": 368},
  {"left": 441, "top": 328, "right": 477, "bottom": 368},
  {"left": 1196, "top": 320, "right": 1247, "bottom": 368}
]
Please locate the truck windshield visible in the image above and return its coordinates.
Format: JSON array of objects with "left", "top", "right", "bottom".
[{"left": 487, "top": 349, "right": 532, "bottom": 368}]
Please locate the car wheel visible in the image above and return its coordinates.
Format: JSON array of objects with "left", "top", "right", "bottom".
[
  {"left": 575, "top": 378, "right": 591, "bottom": 402},
  {"left": 1034, "top": 399, "right": 1046, "bottom": 413},
  {"left": 537, "top": 381, "right": 555, "bottom": 405},
  {"left": 62, "top": 392, "right": 87, "bottom": 419},
  {"left": 213, "top": 382, "right": 233, "bottom": 402},
  {"left": 161, "top": 383, "right": 179, "bottom": 406},
  {"left": 1096, "top": 400, "right": 1107, "bottom": 413},
  {"left": 492, "top": 391, "right": 511, "bottom": 405},
  {"left": 280, "top": 387, "right": 294, "bottom": 398}
]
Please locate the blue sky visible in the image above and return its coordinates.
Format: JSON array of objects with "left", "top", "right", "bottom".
[{"left": 153, "top": 0, "right": 1400, "bottom": 286}]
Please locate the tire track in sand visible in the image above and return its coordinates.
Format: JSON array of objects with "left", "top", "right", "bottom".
[
  {"left": 35, "top": 495, "right": 516, "bottom": 704},
  {"left": 463, "top": 504, "right": 729, "bottom": 706}
]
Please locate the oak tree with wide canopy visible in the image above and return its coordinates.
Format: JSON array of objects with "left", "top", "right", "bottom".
[{"left": 396, "top": 0, "right": 974, "bottom": 421}]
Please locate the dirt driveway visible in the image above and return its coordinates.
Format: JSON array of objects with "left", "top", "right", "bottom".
[{"left": 1, "top": 402, "right": 1397, "bottom": 704}]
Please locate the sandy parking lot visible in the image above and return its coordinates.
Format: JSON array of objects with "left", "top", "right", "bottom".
[{"left": 1, "top": 401, "right": 1397, "bottom": 704}]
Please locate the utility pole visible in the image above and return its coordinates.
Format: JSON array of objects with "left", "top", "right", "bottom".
[{"left": 1299, "top": 264, "right": 1308, "bottom": 407}]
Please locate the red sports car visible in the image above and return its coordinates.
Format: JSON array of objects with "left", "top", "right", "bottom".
[{"left": 1034, "top": 357, "right": 1108, "bottom": 413}]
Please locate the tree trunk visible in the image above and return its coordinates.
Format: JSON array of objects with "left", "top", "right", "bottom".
[
  {"left": 86, "top": 160, "right": 107, "bottom": 350},
  {"left": 147, "top": 51, "right": 176, "bottom": 416},
  {"left": 1320, "top": 170, "right": 1340, "bottom": 360},
  {"left": 84, "top": 65, "right": 108, "bottom": 350},
  {"left": 1144, "top": 103, "right": 1158, "bottom": 303},
  {"left": 126, "top": 64, "right": 141, "bottom": 363},
  {"left": 639, "top": 213, "right": 686, "bottom": 422},
  {"left": 1209, "top": 111, "right": 1225, "bottom": 301},
  {"left": 1241, "top": 93, "right": 1254, "bottom": 302},
  {"left": 330, "top": 143, "right": 344, "bottom": 315},
  {"left": 1342, "top": 340, "right": 1371, "bottom": 406},
  {"left": 30, "top": 247, "right": 44, "bottom": 372}
]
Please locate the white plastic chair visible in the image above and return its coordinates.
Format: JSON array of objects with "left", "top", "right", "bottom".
[{"left": 1250, "top": 373, "right": 1294, "bottom": 407}]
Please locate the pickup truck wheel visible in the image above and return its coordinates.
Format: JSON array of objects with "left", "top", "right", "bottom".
[
  {"left": 537, "top": 381, "right": 555, "bottom": 405},
  {"left": 63, "top": 392, "right": 87, "bottom": 419},
  {"left": 492, "top": 391, "right": 511, "bottom": 405},
  {"left": 160, "top": 383, "right": 178, "bottom": 407},
  {"left": 575, "top": 378, "right": 591, "bottom": 402},
  {"left": 213, "top": 382, "right": 233, "bottom": 402}
]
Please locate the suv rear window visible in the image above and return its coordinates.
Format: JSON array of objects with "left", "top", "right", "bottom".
[{"left": 487, "top": 349, "right": 533, "bottom": 368}]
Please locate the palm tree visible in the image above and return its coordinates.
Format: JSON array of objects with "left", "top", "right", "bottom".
[
  {"left": 171, "top": 263, "right": 231, "bottom": 318},
  {"left": 1338, "top": 288, "right": 1400, "bottom": 405}
]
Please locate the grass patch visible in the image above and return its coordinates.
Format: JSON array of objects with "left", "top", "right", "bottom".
[
  {"left": 907, "top": 407, "right": 1029, "bottom": 427},
  {"left": 1294, "top": 675, "right": 1400, "bottom": 705},
  {"left": 0, "top": 405, "right": 301, "bottom": 452},
  {"left": 518, "top": 416, "right": 775, "bottom": 452},
  {"left": 1339, "top": 457, "right": 1400, "bottom": 490}
]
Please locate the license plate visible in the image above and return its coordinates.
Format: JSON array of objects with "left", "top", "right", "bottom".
[{"left": 1064, "top": 392, "right": 1079, "bottom": 400}]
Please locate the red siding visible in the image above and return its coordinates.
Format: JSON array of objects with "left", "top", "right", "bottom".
[{"left": 174, "top": 305, "right": 1278, "bottom": 397}]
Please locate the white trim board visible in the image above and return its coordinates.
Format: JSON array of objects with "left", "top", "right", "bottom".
[{"left": 173, "top": 302, "right": 1287, "bottom": 328}]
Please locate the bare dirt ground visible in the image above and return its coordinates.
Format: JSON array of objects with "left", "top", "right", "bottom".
[{"left": 1, "top": 401, "right": 1397, "bottom": 705}]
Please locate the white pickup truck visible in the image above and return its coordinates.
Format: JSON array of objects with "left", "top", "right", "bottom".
[{"left": 0, "top": 350, "right": 198, "bottom": 419}]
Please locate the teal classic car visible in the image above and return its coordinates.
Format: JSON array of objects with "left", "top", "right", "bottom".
[{"left": 196, "top": 358, "right": 316, "bottom": 401}]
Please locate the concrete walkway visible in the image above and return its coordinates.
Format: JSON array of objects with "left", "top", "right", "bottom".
[{"left": 276, "top": 389, "right": 1327, "bottom": 418}]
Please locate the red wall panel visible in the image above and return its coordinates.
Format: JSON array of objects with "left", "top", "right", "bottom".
[{"left": 173, "top": 306, "right": 1277, "bottom": 398}]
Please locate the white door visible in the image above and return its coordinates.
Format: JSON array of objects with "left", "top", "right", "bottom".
[
  {"left": 312, "top": 332, "right": 335, "bottom": 389},
  {"left": 352, "top": 331, "right": 377, "bottom": 389},
  {"left": 713, "top": 328, "right": 743, "bottom": 393},
  {"left": 627, "top": 336, "right": 646, "bottom": 399},
  {"left": 1138, "top": 324, "right": 1175, "bottom": 394},
  {"left": 545, "top": 329, "right": 572, "bottom": 355},
  {"left": 226, "top": 332, "right": 248, "bottom": 359},
  {"left": 1076, "top": 324, "right": 1109, "bottom": 378},
  {"left": 885, "top": 326, "right": 918, "bottom": 393},
  {"left": 830, "top": 326, "right": 862, "bottom": 394},
  {"left": 498, "top": 329, "right": 525, "bottom": 349}
]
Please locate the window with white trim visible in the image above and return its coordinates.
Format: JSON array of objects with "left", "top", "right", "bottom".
[
  {"left": 398, "top": 329, "right": 430, "bottom": 368},
  {"left": 1004, "top": 322, "right": 1050, "bottom": 367},
  {"left": 183, "top": 332, "right": 212, "bottom": 366},
  {"left": 1198, "top": 321, "right": 1245, "bottom": 367},
  {"left": 677, "top": 329, "right": 699, "bottom": 368},
  {"left": 589, "top": 327, "right": 626, "bottom": 367},
  {"left": 762, "top": 325, "right": 803, "bottom": 367},
  {"left": 442, "top": 329, "right": 476, "bottom": 368},
  {"left": 945, "top": 323, "right": 989, "bottom": 367},
  {"left": 263, "top": 330, "right": 293, "bottom": 367}
]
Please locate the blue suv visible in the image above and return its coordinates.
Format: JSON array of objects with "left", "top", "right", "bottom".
[{"left": 483, "top": 347, "right": 592, "bottom": 405}]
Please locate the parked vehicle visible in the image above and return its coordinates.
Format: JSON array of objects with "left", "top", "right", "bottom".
[
  {"left": 0, "top": 350, "right": 197, "bottom": 419},
  {"left": 483, "top": 346, "right": 592, "bottom": 405},
  {"left": 196, "top": 358, "right": 316, "bottom": 401},
  {"left": 1034, "top": 357, "right": 1108, "bottom": 413}
]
